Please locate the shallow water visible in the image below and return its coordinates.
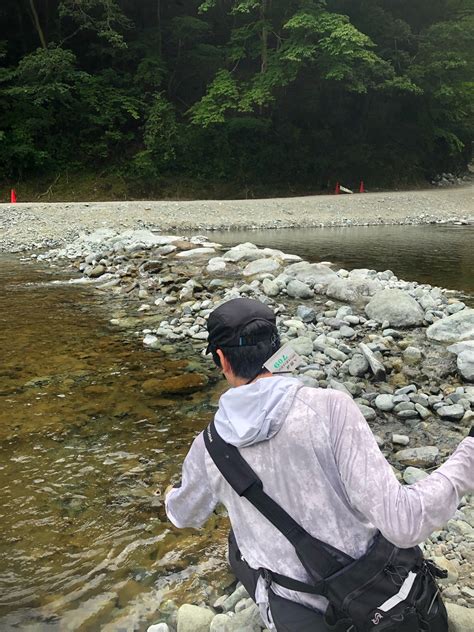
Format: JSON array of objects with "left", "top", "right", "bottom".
[
  {"left": 0, "top": 257, "right": 230, "bottom": 631},
  {"left": 207, "top": 224, "right": 474, "bottom": 295}
]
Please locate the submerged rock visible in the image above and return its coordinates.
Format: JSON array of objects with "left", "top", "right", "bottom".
[{"left": 142, "top": 373, "right": 208, "bottom": 395}]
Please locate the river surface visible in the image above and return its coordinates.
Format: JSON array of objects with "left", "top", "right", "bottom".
[{"left": 0, "top": 224, "right": 473, "bottom": 631}]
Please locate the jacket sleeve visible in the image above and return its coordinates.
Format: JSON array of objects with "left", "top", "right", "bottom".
[
  {"left": 328, "top": 391, "right": 474, "bottom": 548},
  {"left": 165, "top": 432, "right": 218, "bottom": 529}
]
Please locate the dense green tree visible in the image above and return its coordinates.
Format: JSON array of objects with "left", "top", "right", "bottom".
[{"left": 0, "top": 0, "right": 472, "bottom": 196}]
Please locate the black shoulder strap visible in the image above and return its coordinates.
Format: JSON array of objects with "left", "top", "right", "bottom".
[{"left": 203, "top": 420, "right": 353, "bottom": 583}]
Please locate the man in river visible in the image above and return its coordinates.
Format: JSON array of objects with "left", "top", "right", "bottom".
[{"left": 165, "top": 298, "right": 474, "bottom": 631}]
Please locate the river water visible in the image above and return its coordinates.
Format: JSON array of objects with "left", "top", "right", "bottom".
[{"left": 0, "top": 224, "right": 473, "bottom": 630}]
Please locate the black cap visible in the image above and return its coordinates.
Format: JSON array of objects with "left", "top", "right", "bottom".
[{"left": 206, "top": 298, "right": 277, "bottom": 354}]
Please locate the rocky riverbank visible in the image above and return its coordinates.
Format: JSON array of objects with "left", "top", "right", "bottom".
[
  {"left": 35, "top": 229, "right": 474, "bottom": 631},
  {"left": 2, "top": 184, "right": 474, "bottom": 253}
]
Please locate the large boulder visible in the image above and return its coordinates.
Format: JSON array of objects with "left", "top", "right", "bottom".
[
  {"left": 223, "top": 243, "right": 262, "bottom": 263},
  {"left": 326, "top": 277, "right": 382, "bottom": 304},
  {"left": 426, "top": 309, "right": 474, "bottom": 343},
  {"left": 365, "top": 289, "right": 424, "bottom": 327}
]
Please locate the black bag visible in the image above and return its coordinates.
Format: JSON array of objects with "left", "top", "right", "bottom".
[{"left": 204, "top": 420, "right": 448, "bottom": 632}]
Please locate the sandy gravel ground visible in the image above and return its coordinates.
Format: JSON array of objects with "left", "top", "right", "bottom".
[{"left": 1, "top": 185, "right": 473, "bottom": 252}]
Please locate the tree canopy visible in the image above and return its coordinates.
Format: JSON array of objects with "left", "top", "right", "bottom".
[{"left": 1, "top": 0, "right": 473, "bottom": 197}]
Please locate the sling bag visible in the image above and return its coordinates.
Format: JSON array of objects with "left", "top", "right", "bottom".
[{"left": 204, "top": 420, "right": 449, "bottom": 632}]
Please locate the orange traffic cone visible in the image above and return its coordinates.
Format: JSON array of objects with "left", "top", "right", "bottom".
[
  {"left": 10, "top": 189, "right": 17, "bottom": 203},
  {"left": 359, "top": 181, "right": 365, "bottom": 193},
  {"left": 334, "top": 182, "right": 340, "bottom": 195}
]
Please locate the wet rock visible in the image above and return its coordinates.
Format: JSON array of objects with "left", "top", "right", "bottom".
[
  {"left": 142, "top": 373, "right": 208, "bottom": 395},
  {"left": 226, "top": 603, "right": 263, "bottom": 631},
  {"left": 403, "top": 467, "right": 428, "bottom": 484},
  {"left": 395, "top": 447, "right": 439, "bottom": 467},
  {"left": 286, "top": 279, "right": 314, "bottom": 299},
  {"left": 426, "top": 309, "right": 474, "bottom": 343},
  {"left": 210, "top": 614, "right": 232, "bottom": 631},
  {"left": 446, "top": 603, "right": 474, "bottom": 632},
  {"left": 177, "top": 604, "right": 214, "bottom": 632},
  {"left": 365, "top": 289, "right": 424, "bottom": 327}
]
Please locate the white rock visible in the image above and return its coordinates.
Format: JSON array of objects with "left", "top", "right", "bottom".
[
  {"left": 176, "top": 247, "right": 216, "bottom": 258},
  {"left": 207, "top": 257, "right": 227, "bottom": 273},
  {"left": 446, "top": 603, "right": 474, "bottom": 631},
  {"left": 426, "top": 309, "right": 474, "bottom": 343},
  {"left": 457, "top": 350, "right": 474, "bottom": 382},
  {"left": 365, "top": 289, "right": 424, "bottom": 327},
  {"left": 403, "top": 467, "right": 428, "bottom": 484},
  {"left": 177, "top": 605, "right": 214, "bottom": 632},
  {"left": 243, "top": 258, "right": 280, "bottom": 276},
  {"left": 286, "top": 279, "right": 314, "bottom": 299},
  {"left": 375, "top": 394, "right": 395, "bottom": 411}
]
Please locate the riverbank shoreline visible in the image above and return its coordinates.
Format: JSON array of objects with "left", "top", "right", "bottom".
[{"left": 1, "top": 185, "right": 473, "bottom": 253}]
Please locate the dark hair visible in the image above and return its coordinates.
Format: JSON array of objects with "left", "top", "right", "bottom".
[{"left": 212, "top": 321, "right": 280, "bottom": 380}]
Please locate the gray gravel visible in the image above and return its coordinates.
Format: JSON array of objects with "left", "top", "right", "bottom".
[{"left": 1, "top": 185, "right": 473, "bottom": 253}]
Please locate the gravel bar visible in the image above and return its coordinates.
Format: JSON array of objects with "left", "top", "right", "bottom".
[{"left": 1, "top": 185, "right": 473, "bottom": 253}]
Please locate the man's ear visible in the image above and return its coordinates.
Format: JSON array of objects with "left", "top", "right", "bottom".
[{"left": 216, "top": 348, "right": 227, "bottom": 372}]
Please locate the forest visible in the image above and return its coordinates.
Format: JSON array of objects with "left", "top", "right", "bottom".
[{"left": 0, "top": 0, "right": 473, "bottom": 199}]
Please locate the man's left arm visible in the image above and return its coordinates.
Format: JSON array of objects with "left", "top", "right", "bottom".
[{"left": 165, "top": 432, "right": 218, "bottom": 529}]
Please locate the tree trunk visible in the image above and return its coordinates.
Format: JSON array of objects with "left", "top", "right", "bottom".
[
  {"left": 28, "top": 0, "right": 47, "bottom": 48},
  {"left": 260, "top": 0, "right": 268, "bottom": 74}
]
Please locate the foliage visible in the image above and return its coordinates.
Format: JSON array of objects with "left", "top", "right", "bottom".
[{"left": 0, "top": 0, "right": 473, "bottom": 192}]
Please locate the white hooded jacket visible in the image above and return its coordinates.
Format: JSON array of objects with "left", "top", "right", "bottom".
[{"left": 166, "top": 376, "right": 474, "bottom": 620}]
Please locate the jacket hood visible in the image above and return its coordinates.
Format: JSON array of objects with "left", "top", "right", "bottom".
[{"left": 214, "top": 375, "right": 303, "bottom": 448}]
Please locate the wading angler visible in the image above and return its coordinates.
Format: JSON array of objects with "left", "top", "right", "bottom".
[{"left": 165, "top": 298, "right": 474, "bottom": 632}]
